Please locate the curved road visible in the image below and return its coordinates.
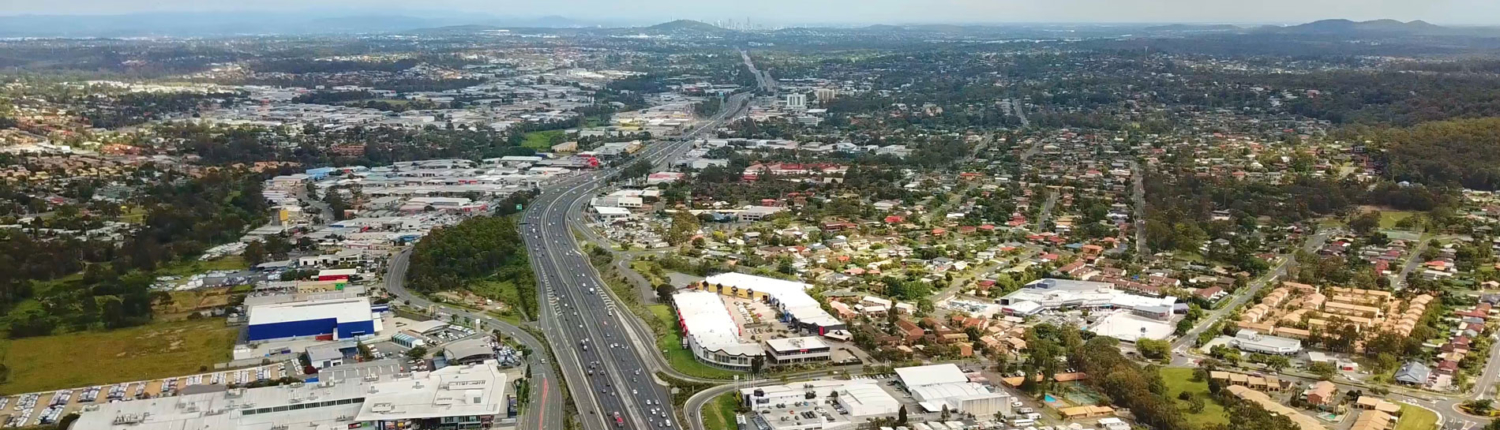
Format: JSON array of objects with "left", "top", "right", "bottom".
[{"left": 385, "top": 249, "right": 564, "bottom": 430}]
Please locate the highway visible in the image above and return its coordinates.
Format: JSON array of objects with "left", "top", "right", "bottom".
[
  {"left": 384, "top": 249, "right": 564, "bottom": 430},
  {"left": 519, "top": 91, "right": 751, "bottom": 430}
]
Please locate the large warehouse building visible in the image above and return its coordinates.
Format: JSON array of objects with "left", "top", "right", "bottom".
[
  {"left": 895, "top": 364, "right": 1012, "bottom": 417},
  {"left": 691, "top": 273, "right": 847, "bottom": 337},
  {"left": 673, "top": 290, "right": 765, "bottom": 370},
  {"left": 73, "top": 360, "right": 509, "bottom": 430},
  {"left": 247, "top": 297, "right": 380, "bottom": 342}
]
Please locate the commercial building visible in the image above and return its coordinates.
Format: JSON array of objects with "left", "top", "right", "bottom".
[
  {"left": 739, "top": 380, "right": 899, "bottom": 430},
  {"left": 895, "top": 364, "right": 1011, "bottom": 417},
  {"left": 999, "top": 279, "right": 1177, "bottom": 319},
  {"left": 73, "top": 360, "right": 510, "bottom": 430},
  {"left": 764, "top": 336, "right": 832, "bottom": 365},
  {"left": 672, "top": 290, "right": 765, "bottom": 370},
  {"left": 444, "top": 338, "right": 499, "bottom": 365},
  {"left": 246, "top": 297, "right": 379, "bottom": 342},
  {"left": 306, "top": 340, "right": 359, "bottom": 370},
  {"left": 1230, "top": 329, "right": 1303, "bottom": 355},
  {"left": 692, "top": 273, "right": 846, "bottom": 337}
]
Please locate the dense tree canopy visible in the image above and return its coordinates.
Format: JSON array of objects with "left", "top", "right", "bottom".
[{"left": 406, "top": 216, "right": 537, "bottom": 318}]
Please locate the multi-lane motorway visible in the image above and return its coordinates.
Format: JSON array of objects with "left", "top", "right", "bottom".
[{"left": 519, "top": 92, "right": 750, "bottom": 430}]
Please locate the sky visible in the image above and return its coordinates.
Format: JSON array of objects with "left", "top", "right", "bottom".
[{"left": 1, "top": 0, "right": 1498, "bottom": 26}]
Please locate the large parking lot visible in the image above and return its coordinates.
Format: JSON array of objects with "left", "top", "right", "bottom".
[{"left": 0, "top": 362, "right": 292, "bottom": 428}]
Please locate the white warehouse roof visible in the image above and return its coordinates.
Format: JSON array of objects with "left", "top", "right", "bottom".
[
  {"left": 249, "top": 297, "right": 373, "bottom": 326},
  {"left": 673, "top": 290, "right": 764, "bottom": 356},
  {"left": 896, "top": 364, "right": 969, "bottom": 387}
]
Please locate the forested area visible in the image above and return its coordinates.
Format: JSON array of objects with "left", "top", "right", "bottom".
[
  {"left": 79, "top": 90, "right": 242, "bottom": 128},
  {"left": 0, "top": 168, "right": 269, "bottom": 338},
  {"left": 1362, "top": 117, "right": 1500, "bottom": 190},
  {"left": 405, "top": 216, "right": 537, "bottom": 319},
  {"left": 151, "top": 122, "right": 539, "bottom": 167}
]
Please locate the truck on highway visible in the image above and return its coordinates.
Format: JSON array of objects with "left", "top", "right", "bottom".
[{"left": 613, "top": 412, "right": 623, "bottom": 427}]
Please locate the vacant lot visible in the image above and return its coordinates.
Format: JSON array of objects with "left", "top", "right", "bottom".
[
  {"left": 1160, "top": 368, "right": 1230, "bottom": 427},
  {"left": 1380, "top": 210, "right": 1420, "bottom": 230},
  {"left": 521, "top": 130, "right": 565, "bottom": 150},
  {"left": 0, "top": 319, "right": 238, "bottom": 395},
  {"left": 1396, "top": 404, "right": 1438, "bottom": 430}
]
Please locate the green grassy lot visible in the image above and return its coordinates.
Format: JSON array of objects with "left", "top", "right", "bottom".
[
  {"left": 0, "top": 319, "right": 237, "bottom": 395},
  {"left": 704, "top": 392, "right": 741, "bottom": 430},
  {"left": 1160, "top": 368, "right": 1230, "bottom": 427},
  {"left": 1380, "top": 210, "right": 1420, "bottom": 230},
  {"left": 157, "top": 256, "right": 249, "bottom": 277},
  {"left": 1396, "top": 404, "right": 1438, "bottom": 430},
  {"left": 648, "top": 304, "right": 740, "bottom": 379},
  {"left": 521, "top": 130, "right": 566, "bottom": 150}
]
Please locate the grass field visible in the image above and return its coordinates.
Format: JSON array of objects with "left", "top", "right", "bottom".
[
  {"left": 1380, "top": 210, "right": 1420, "bottom": 230},
  {"left": 704, "top": 392, "right": 741, "bottom": 430},
  {"left": 521, "top": 130, "right": 566, "bottom": 150},
  {"left": 648, "top": 304, "right": 741, "bottom": 379},
  {"left": 0, "top": 319, "right": 237, "bottom": 395},
  {"left": 1396, "top": 404, "right": 1438, "bottom": 430},
  {"left": 157, "top": 256, "right": 249, "bottom": 277},
  {"left": 1160, "top": 368, "right": 1230, "bottom": 427}
]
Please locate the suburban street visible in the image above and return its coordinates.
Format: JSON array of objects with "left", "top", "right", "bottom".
[{"left": 1171, "top": 230, "right": 1332, "bottom": 352}]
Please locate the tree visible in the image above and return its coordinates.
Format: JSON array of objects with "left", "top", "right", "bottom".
[
  {"left": 1136, "top": 339, "right": 1170, "bottom": 360},
  {"left": 357, "top": 341, "right": 374, "bottom": 361},
  {"left": 1467, "top": 399, "right": 1493, "bottom": 416},
  {"left": 1265, "top": 355, "right": 1291, "bottom": 372},
  {"left": 897, "top": 405, "right": 908, "bottom": 425},
  {"left": 407, "top": 346, "right": 429, "bottom": 361},
  {"left": 656, "top": 284, "right": 675, "bottom": 304},
  {"left": 244, "top": 240, "right": 268, "bottom": 266},
  {"left": 1187, "top": 396, "right": 1206, "bottom": 414},
  {"left": 1309, "top": 361, "right": 1337, "bottom": 380},
  {"left": 750, "top": 355, "right": 766, "bottom": 375},
  {"left": 1350, "top": 211, "right": 1381, "bottom": 236}
]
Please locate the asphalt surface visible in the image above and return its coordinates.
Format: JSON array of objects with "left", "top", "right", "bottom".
[
  {"left": 383, "top": 249, "right": 564, "bottom": 430},
  {"left": 518, "top": 92, "right": 751, "bottom": 430}
]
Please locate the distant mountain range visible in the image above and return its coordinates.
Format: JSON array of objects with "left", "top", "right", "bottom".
[
  {"left": 1257, "top": 19, "right": 1456, "bottom": 35},
  {"left": 0, "top": 13, "right": 1490, "bottom": 38}
]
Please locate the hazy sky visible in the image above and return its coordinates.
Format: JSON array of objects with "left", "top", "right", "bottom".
[{"left": 2, "top": 0, "right": 1499, "bottom": 26}]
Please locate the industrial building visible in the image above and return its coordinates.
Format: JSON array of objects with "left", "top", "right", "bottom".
[
  {"left": 999, "top": 279, "right": 1177, "bottom": 319},
  {"left": 72, "top": 360, "right": 510, "bottom": 430},
  {"left": 246, "top": 297, "right": 379, "bottom": 342},
  {"left": 1230, "top": 329, "right": 1303, "bottom": 355},
  {"left": 691, "top": 273, "right": 847, "bottom": 337},
  {"left": 673, "top": 290, "right": 765, "bottom": 369},
  {"left": 895, "top": 364, "right": 1012, "bottom": 417},
  {"left": 739, "top": 380, "right": 899, "bottom": 430}
]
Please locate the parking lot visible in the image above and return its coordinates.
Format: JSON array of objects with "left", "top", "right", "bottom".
[{"left": 0, "top": 362, "right": 292, "bottom": 428}]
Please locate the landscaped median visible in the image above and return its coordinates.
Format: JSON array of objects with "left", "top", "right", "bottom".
[{"left": 702, "top": 391, "right": 741, "bottom": 430}]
